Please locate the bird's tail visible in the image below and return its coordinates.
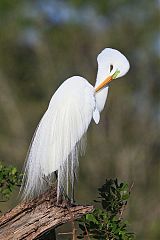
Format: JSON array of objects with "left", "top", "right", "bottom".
[
  {"left": 20, "top": 106, "right": 87, "bottom": 201},
  {"left": 20, "top": 110, "right": 57, "bottom": 200}
]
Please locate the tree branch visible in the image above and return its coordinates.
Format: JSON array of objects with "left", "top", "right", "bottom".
[{"left": 0, "top": 187, "right": 93, "bottom": 240}]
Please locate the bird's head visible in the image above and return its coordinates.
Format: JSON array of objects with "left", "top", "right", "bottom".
[{"left": 95, "top": 48, "right": 130, "bottom": 92}]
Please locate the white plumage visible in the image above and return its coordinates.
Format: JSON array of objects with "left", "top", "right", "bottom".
[{"left": 21, "top": 48, "right": 130, "bottom": 202}]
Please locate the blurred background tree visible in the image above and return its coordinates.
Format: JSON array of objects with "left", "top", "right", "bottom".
[{"left": 0, "top": 0, "right": 160, "bottom": 239}]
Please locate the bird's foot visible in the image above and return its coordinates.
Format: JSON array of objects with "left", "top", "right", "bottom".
[{"left": 55, "top": 197, "right": 77, "bottom": 208}]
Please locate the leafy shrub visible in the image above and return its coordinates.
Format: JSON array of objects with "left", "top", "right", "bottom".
[
  {"left": 78, "top": 179, "right": 134, "bottom": 240},
  {"left": 0, "top": 162, "right": 21, "bottom": 201},
  {"left": 0, "top": 163, "right": 134, "bottom": 239}
]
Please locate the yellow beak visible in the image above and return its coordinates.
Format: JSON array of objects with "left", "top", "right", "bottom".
[{"left": 95, "top": 75, "right": 113, "bottom": 92}]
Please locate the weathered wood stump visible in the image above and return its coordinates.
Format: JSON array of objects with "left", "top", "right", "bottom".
[{"left": 0, "top": 187, "right": 93, "bottom": 239}]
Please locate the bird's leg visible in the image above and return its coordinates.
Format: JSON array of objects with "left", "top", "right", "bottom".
[
  {"left": 57, "top": 185, "right": 73, "bottom": 207},
  {"left": 54, "top": 170, "right": 58, "bottom": 180},
  {"left": 71, "top": 172, "right": 76, "bottom": 205},
  {"left": 55, "top": 170, "right": 70, "bottom": 206},
  {"left": 57, "top": 188, "right": 63, "bottom": 205},
  {"left": 55, "top": 171, "right": 64, "bottom": 205},
  {"left": 55, "top": 170, "right": 75, "bottom": 207}
]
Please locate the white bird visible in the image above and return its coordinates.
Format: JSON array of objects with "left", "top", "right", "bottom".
[{"left": 21, "top": 48, "right": 130, "bottom": 203}]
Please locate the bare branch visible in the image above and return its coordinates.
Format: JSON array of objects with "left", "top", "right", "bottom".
[{"left": 0, "top": 187, "right": 93, "bottom": 240}]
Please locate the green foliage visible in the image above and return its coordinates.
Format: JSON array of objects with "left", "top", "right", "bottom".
[
  {"left": 78, "top": 179, "right": 134, "bottom": 240},
  {"left": 0, "top": 0, "right": 160, "bottom": 238},
  {"left": 0, "top": 162, "right": 22, "bottom": 200}
]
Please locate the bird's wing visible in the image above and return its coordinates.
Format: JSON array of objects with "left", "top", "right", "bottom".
[{"left": 21, "top": 76, "right": 95, "bottom": 200}]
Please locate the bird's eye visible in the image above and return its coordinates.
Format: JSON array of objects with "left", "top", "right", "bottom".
[{"left": 110, "top": 64, "right": 113, "bottom": 72}]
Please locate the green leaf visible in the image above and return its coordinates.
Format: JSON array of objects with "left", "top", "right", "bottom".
[{"left": 78, "top": 179, "right": 134, "bottom": 240}]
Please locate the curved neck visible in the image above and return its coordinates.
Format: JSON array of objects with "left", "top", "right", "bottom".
[{"left": 95, "top": 64, "right": 110, "bottom": 87}]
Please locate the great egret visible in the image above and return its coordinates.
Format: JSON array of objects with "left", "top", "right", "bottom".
[{"left": 21, "top": 48, "right": 130, "bottom": 203}]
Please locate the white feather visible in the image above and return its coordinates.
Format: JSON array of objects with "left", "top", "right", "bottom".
[
  {"left": 93, "top": 108, "right": 100, "bottom": 124},
  {"left": 21, "top": 76, "right": 95, "bottom": 200},
  {"left": 21, "top": 48, "right": 130, "bottom": 201}
]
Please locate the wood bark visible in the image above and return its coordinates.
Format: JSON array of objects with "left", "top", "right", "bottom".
[{"left": 0, "top": 187, "right": 93, "bottom": 240}]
